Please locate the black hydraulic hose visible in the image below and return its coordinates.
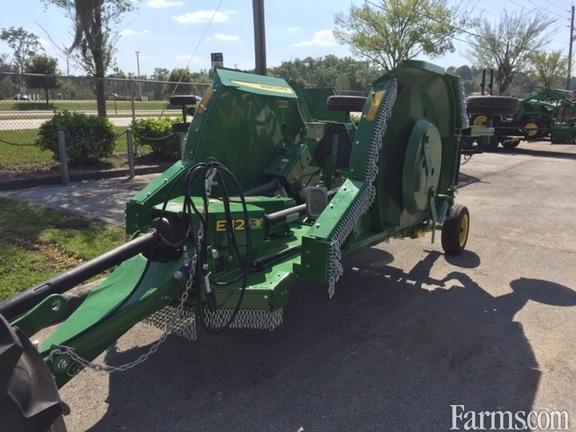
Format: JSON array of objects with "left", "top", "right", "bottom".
[
  {"left": 0, "top": 231, "right": 158, "bottom": 321},
  {"left": 176, "top": 160, "right": 253, "bottom": 334}
]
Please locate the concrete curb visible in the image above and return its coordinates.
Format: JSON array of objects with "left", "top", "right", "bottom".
[{"left": 0, "top": 164, "right": 169, "bottom": 192}]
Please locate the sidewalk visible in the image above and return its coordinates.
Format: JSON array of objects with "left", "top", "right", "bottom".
[{"left": 0, "top": 174, "right": 159, "bottom": 225}]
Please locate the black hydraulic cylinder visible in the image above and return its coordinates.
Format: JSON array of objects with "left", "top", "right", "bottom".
[
  {"left": 0, "top": 231, "right": 158, "bottom": 321},
  {"left": 245, "top": 179, "right": 279, "bottom": 196}
]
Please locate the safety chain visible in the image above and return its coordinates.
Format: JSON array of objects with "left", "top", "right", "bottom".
[
  {"left": 326, "top": 79, "right": 398, "bottom": 298},
  {"left": 49, "top": 250, "right": 198, "bottom": 375},
  {"left": 133, "top": 132, "right": 177, "bottom": 142}
]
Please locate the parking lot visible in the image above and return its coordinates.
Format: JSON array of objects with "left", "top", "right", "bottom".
[{"left": 8, "top": 141, "right": 576, "bottom": 431}]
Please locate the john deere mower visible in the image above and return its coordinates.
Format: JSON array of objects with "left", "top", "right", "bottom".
[{"left": 0, "top": 61, "right": 481, "bottom": 431}]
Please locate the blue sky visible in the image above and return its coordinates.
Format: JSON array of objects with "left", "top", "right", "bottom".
[{"left": 0, "top": 0, "right": 572, "bottom": 76}]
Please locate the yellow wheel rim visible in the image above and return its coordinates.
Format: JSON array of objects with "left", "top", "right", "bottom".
[
  {"left": 473, "top": 115, "right": 488, "bottom": 127},
  {"left": 459, "top": 213, "right": 469, "bottom": 247},
  {"left": 525, "top": 122, "right": 538, "bottom": 137}
]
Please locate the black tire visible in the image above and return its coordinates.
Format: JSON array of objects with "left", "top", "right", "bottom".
[
  {"left": 522, "top": 119, "right": 547, "bottom": 140},
  {"left": 466, "top": 96, "right": 519, "bottom": 116},
  {"left": 0, "top": 314, "right": 65, "bottom": 432},
  {"left": 326, "top": 95, "right": 367, "bottom": 112},
  {"left": 441, "top": 204, "right": 470, "bottom": 255}
]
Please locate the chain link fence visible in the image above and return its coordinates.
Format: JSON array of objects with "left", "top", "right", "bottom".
[{"left": 0, "top": 72, "right": 209, "bottom": 182}]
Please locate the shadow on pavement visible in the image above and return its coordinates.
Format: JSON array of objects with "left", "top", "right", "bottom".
[
  {"left": 88, "top": 249, "right": 576, "bottom": 431},
  {"left": 501, "top": 147, "right": 576, "bottom": 161}
]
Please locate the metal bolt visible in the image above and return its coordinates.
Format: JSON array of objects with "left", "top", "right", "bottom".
[
  {"left": 173, "top": 270, "right": 184, "bottom": 280},
  {"left": 56, "top": 357, "right": 69, "bottom": 371}
]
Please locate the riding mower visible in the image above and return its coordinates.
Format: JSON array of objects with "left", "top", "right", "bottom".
[{"left": 0, "top": 60, "right": 480, "bottom": 431}]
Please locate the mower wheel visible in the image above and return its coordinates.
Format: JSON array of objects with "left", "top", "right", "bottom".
[
  {"left": 327, "top": 95, "right": 367, "bottom": 112},
  {"left": 0, "top": 314, "right": 65, "bottom": 432},
  {"left": 441, "top": 205, "right": 470, "bottom": 255},
  {"left": 466, "top": 96, "right": 519, "bottom": 116}
]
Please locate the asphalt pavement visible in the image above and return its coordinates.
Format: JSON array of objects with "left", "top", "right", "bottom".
[{"left": 3, "top": 141, "right": 576, "bottom": 431}]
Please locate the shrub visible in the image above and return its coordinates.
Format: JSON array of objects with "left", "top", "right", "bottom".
[
  {"left": 36, "top": 111, "right": 116, "bottom": 165},
  {"left": 132, "top": 117, "right": 180, "bottom": 159}
]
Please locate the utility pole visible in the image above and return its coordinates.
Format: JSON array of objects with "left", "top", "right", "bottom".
[
  {"left": 252, "top": 0, "right": 267, "bottom": 75},
  {"left": 567, "top": 5, "right": 574, "bottom": 90},
  {"left": 135, "top": 50, "right": 142, "bottom": 99}
]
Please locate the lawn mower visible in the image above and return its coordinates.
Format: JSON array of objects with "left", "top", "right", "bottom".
[{"left": 0, "top": 60, "right": 481, "bottom": 431}]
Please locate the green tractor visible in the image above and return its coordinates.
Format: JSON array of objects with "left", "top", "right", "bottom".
[
  {"left": 468, "top": 71, "right": 576, "bottom": 149},
  {"left": 0, "top": 61, "right": 484, "bottom": 431}
]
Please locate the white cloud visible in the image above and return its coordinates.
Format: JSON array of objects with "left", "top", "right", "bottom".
[
  {"left": 287, "top": 26, "right": 300, "bottom": 32},
  {"left": 292, "top": 29, "right": 336, "bottom": 47},
  {"left": 172, "top": 9, "right": 236, "bottom": 24},
  {"left": 176, "top": 54, "right": 203, "bottom": 64},
  {"left": 213, "top": 33, "right": 240, "bottom": 41},
  {"left": 119, "top": 29, "right": 151, "bottom": 37},
  {"left": 147, "top": 0, "right": 184, "bottom": 8}
]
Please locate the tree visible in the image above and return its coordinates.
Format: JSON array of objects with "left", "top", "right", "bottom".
[
  {"left": 151, "top": 67, "right": 170, "bottom": 82},
  {"left": 165, "top": 68, "right": 192, "bottom": 97},
  {"left": 530, "top": 51, "right": 568, "bottom": 89},
  {"left": 0, "top": 27, "right": 42, "bottom": 75},
  {"left": 24, "top": 55, "right": 60, "bottom": 104},
  {"left": 472, "top": 11, "right": 554, "bottom": 95},
  {"left": 43, "top": 0, "right": 134, "bottom": 117},
  {"left": 270, "top": 55, "right": 381, "bottom": 90},
  {"left": 334, "top": 0, "right": 469, "bottom": 71}
]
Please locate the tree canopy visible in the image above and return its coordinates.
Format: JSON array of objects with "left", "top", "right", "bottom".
[
  {"left": 24, "top": 55, "right": 60, "bottom": 104},
  {"left": 0, "top": 27, "right": 42, "bottom": 74},
  {"left": 334, "top": 0, "right": 468, "bottom": 71},
  {"left": 270, "top": 55, "right": 381, "bottom": 91},
  {"left": 530, "top": 50, "right": 568, "bottom": 89},
  {"left": 42, "top": 0, "right": 134, "bottom": 116},
  {"left": 471, "top": 11, "right": 554, "bottom": 95}
]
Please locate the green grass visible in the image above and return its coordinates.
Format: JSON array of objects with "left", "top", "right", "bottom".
[
  {"left": 0, "top": 127, "right": 131, "bottom": 171},
  {"left": 0, "top": 197, "right": 126, "bottom": 300},
  {"left": 0, "top": 99, "right": 170, "bottom": 112}
]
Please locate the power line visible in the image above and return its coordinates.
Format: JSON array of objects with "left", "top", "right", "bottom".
[
  {"left": 525, "top": 0, "right": 568, "bottom": 20},
  {"left": 542, "top": 0, "right": 571, "bottom": 14},
  {"left": 159, "top": 0, "right": 224, "bottom": 117}
]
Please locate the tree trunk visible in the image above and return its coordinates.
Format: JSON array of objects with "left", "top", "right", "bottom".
[
  {"left": 95, "top": 74, "right": 106, "bottom": 117},
  {"left": 44, "top": 87, "right": 49, "bottom": 105},
  {"left": 93, "top": 4, "right": 107, "bottom": 118}
]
